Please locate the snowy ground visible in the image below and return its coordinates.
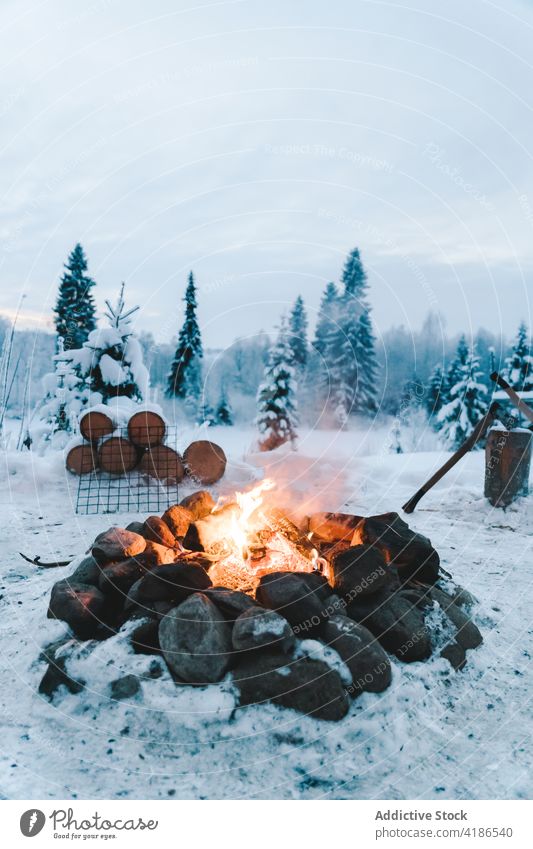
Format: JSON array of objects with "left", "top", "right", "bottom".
[{"left": 1, "top": 422, "right": 532, "bottom": 800}]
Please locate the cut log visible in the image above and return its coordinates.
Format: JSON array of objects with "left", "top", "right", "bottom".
[
  {"left": 127, "top": 410, "right": 166, "bottom": 448},
  {"left": 308, "top": 512, "right": 363, "bottom": 543},
  {"left": 485, "top": 428, "right": 532, "bottom": 507},
  {"left": 66, "top": 443, "right": 98, "bottom": 476},
  {"left": 183, "top": 440, "right": 227, "bottom": 485},
  {"left": 139, "top": 445, "right": 185, "bottom": 483},
  {"left": 97, "top": 437, "right": 139, "bottom": 475},
  {"left": 79, "top": 410, "right": 114, "bottom": 442}
]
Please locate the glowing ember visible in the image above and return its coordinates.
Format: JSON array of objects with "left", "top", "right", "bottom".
[{"left": 207, "top": 479, "right": 329, "bottom": 592}]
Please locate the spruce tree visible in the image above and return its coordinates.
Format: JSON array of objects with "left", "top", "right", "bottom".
[
  {"left": 54, "top": 243, "right": 97, "bottom": 350},
  {"left": 505, "top": 322, "right": 533, "bottom": 392},
  {"left": 166, "top": 272, "right": 203, "bottom": 403},
  {"left": 65, "top": 283, "right": 148, "bottom": 404},
  {"left": 197, "top": 400, "right": 217, "bottom": 426},
  {"left": 341, "top": 247, "right": 369, "bottom": 300},
  {"left": 326, "top": 248, "right": 377, "bottom": 418},
  {"left": 426, "top": 364, "right": 446, "bottom": 424},
  {"left": 445, "top": 335, "right": 469, "bottom": 395},
  {"left": 353, "top": 308, "right": 378, "bottom": 413},
  {"left": 288, "top": 295, "right": 309, "bottom": 371},
  {"left": 312, "top": 282, "right": 339, "bottom": 356},
  {"left": 215, "top": 387, "right": 233, "bottom": 425},
  {"left": 437, "top": 342, "right": 488, "bottom": 449},
  {"left": 256, "top": 317, "right": 298, "bottom": 450}
]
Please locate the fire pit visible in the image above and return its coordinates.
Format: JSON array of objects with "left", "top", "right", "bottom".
[{"left": 42, "top": 481, "right": 483, "bottom": 722}]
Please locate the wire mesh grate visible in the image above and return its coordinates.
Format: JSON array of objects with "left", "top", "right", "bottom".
[{"left": 75, "top": 425, "right": 181, "bottom": 515}]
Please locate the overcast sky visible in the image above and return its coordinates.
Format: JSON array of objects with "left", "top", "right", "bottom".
[{"left": 1, "top": 0, "right": 532, "bottom": 348}]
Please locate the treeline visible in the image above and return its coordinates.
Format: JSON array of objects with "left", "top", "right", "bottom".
[{"left": 0, "top": 242, "right": 531, "bottom": 456}]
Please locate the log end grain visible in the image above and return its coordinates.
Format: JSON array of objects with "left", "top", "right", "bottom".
[{"left": 183, "top": 440, "right": 227, "bottom": 485}]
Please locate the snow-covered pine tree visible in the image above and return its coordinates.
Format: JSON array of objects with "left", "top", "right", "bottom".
[
  {"left": 197, "top": 400, "right": 217, "bottom": 426},
  {"left": 215, "top": 387, "right": 233, "bottom": 425},
  {"left": 353, "top": 308, "right": 378, "bottom": 413},
  {"left": 65, "top": 283, "right": 148, "bottom": 404},
  {"left": 325, "top": 248, "right": 378, "bottom": 419},
  {"left": 289, "top": 295, "right": 309, "bottom": 371},
  {"left": 312, "top": 282, "right": 339, "bottom": 357},
  {"left": 437, "top": 341, "right": 488, "bottom": 449},
  {"left": 445, "top": 334, "right": 469, "bottom": 396},
  {"left": 341, "top": 246, "right": 369, "bottom": 299},
  {"left": 54, "top": 243, "right": 97, "bottom": 350},
  {"left": 505, "top": 322, "right": 533, "bottom": 392},
  {"left": 36, "top": 337, "right": 91, "bottom": 446},
  {"left": 425, "top": 364, "right": 447, "bottom": 424},
  {"left": 256, "top": 316, "right": 298, "bottom": 451},
  {"left": 166, "top": 272, "right": 203, "bottom": 409}
]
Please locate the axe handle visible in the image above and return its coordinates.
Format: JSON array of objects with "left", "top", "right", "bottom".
[
  {"left": 402, "top": 403, "right": 500, "bottom": 514},
  {"left": 490, "top": 372, "right": 533, "bottom": 425}
]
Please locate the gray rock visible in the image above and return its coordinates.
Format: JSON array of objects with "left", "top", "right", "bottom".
[
  {"left": 159, "top": 593, "right": 232, "bottom": 683},
  {"left": 233, "top": 651, "right": 350, "bottom": 721},
  {"left": 110, "top": 674, "right": 141, "bottom": 700},
  {"left": 38, "top": 640, "right": 84, "bottom": 699},
  {"left": 125, "top": 521, "right": 146, "bottom": 536},
  {"left": 161, "top": 505, "right": 193, "bottom": 538},
  {"left": 179, "top": 490, "right": 216, "bottom": 520},
  {"left": 92, "top": 527, "right": 146, "bottom": 565},
  {"left": 130, "top": 619, "right": 161, "bottom": 654},
  {"left": 349, "top": 592, "right": 432, "bottom": 662},
  {"left": 137, "top": 561, "right": 212, "bottom": 603},
  {"left": 330, "top": 545, "right": 390, "bottom": 600},
  {"left": 431, "top": 587, "right": 482, "bottom": 650},
  {"left": 321, "top": 614, "right": 391, "bottom": 695},
  {"left": 98, "top": 558, "right": 145, "bottom": 597},
  {"left": 205, "top": 586, "right": 261, "bottom": 621},
  {"left": 256, "top": 571, "right": 330, "bottom": 634},
  {"left": 48, "top": 580, "right": 108, "bottom": 639},
  {"left": 440, "top": 641, "right": 467, "bottom": 671},
  {"left": 232, "top": 607, "right": 295, "bottom": 654},
  {"left": 356, "top": 513, "right": 440, "bottom": 584},
  {"left": 68, "top": 555, "right": 101, "bottom": 586}
]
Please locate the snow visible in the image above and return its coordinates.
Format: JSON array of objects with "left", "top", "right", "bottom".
[
  {"left": 1, "top": 423, "right": 533, "bottom": 800},
  {"left": 98, "top": 354, "right": 129, "bottom": 387}
]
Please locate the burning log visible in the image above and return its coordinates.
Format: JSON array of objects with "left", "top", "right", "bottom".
[
  {"left": 97, "top": 436, "right": 139, "bottom": 475},
  {"left": 308, "top": 512, "right": 363, "bottom": 543},
  {"left": 138, "top": 444, "right": 185, "bottom": 483},
  {"left": 127, "top": 410, "right": 166, "bottom": 448},
  {"left": 184, "top": 503, "right": 241, "bottom": 555},
  {"left": 485, "top": 427, "right": 532, "bottom": 507},
  {"left": 79, "top": 410, "right": 114, "bottom": 442},
  {"left": 183, "top": 440, "right": 227, "bottom": 484},
  {"left": 66, "top": 443, "right": 99, "bottom": 476}
]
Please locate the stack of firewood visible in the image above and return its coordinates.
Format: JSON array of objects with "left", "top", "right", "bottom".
[{"left": 66, "top": 408, "right": 227, "bottom": 485}]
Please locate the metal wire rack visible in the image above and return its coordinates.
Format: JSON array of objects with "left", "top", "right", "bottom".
[{"left": 75, "top": 425, "right": 181, "bottom": 515}]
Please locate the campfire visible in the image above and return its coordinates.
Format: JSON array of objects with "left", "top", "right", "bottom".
[
  {"left": 42, "top": 481, "right": 484, "bottom": 722},
  {"left": 205, "top": 480, "right": 329, "bottom": 591}
]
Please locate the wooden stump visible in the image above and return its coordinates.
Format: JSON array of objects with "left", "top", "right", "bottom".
[
  {"left": 66, "top": 444, "right": 98, "bottom": 476},
  {"left": 139, "top": 445, "right": 185, "bottom": 483},
  {"left": 128, "top": 410, "right": 166, "bottom": 448},
  {"left": 79, "top": 410, "right": 114, "bottom": 442},
  {"left": 97, "top": 437, "right": 139, "bottom": 475},
  {"left": 183, "top": 440, "right": 227, "bottom": 485},
  {"left": 485, "top": 428, "right": 532, "bottom": 507}
]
